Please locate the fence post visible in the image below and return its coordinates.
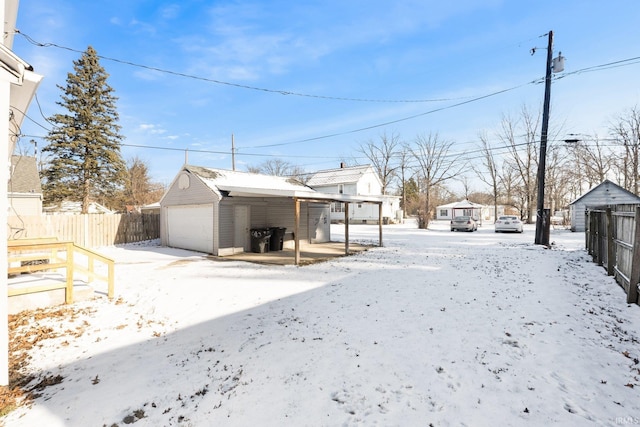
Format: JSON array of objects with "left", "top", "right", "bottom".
[
  {"left": 628, "top": 206, "right": 640, "bottom": 304},
  {"left": 606, "top": 207, "right": 614, "bottom": 276}
]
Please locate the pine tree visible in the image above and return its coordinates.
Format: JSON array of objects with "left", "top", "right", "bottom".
[{"left": 42, "top": 46, "right": 126, "bottom": 213}]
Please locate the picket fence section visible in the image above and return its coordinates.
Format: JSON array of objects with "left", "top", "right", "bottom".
[
  {"left": 586, "top": 204, "right": 640, "bottom": 305},
  {"left": 8, "top": 213, "right": 160, "bottom": 248}
]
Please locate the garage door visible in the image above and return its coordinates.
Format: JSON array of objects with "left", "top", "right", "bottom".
[{"left": 166, "top": 204, "right": 214, "bottom": 253}]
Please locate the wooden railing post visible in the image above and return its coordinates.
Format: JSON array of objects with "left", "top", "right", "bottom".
[
  {"left": 108, "top": 262, "right": 115, "bottom": 299},
  {"left": 65, "top": 242, "right": 74, "bottom": 304}
]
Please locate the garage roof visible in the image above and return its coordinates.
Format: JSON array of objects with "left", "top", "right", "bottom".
[{"left": 185, "top": 165, "right": 383, "bottom": 204}]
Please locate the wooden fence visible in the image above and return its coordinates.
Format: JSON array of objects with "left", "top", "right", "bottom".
[
  {"left": 586, "top": 204, "right": 640, "bottom": 304},
  {"left": 7, "top": 213, "right": 160, "bottom": 248}
]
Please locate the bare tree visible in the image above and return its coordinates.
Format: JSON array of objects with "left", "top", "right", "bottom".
[
  {"left": 408, "top": 132, "right": 465, "bottom": 228},
  {"left": 498, "top": 162, "right": 523, "bottom": 217},
  {"left": 358, "top": 131, "right": 401, "bottom": 194},
  {"left": 499, "top": 107, "right": 540, "bottom": 223},
  {"left": 457, "top": 175, "right": 473, "bottom": 200},
  {"left": 610, "top": 106, "right": 640, "bottom": 194},
  {"left": 115, "top": 156, "right": 165, "bottom": 211},
  {"left": 472, "top": 131, "right": 500, "bottom": 221},
  {"left": 247, "top": 159, "right": 307, "bottom": 182},
  {"left": 396, "top": 146, "right": 413, "bottom": 219}
]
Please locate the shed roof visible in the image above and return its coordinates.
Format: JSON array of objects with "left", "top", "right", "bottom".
[
  {"left": 569, "top": 179, "right": 640, "bottom": 206},
  {"left": 183, "top": 165, "right": 384, "bottom": 204},
  {"left": 8, "top": 155, "right": 41, "bottom": 194},
  {"left": 306, "top": 165, "right": 375, "bottom": 187}
]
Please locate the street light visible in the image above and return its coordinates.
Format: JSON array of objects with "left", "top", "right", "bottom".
[{"left": 534, "top": 31, "right": 564, "bottom": 246}]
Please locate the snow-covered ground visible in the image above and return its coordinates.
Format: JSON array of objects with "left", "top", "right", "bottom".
[{"left": 3, "top": 219, "right": 640, "bottom": 427}]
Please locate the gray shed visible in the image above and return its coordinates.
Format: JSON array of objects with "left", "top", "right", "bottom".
[
  {"left": 569, "top": 180, "right": 640, "bottom": 231},
  {"left": 160, "top": 165, "right": 384, "bottom": 264}
]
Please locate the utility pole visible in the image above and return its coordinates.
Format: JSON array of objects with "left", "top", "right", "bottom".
[
  {"left": 534, "top": 31, "right": 554, "bottom": 245},
  {"left": 231, "top": 133, "right": 236, "bottom": 171}
]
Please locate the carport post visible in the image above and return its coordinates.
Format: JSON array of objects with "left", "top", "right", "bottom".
[
  {"left": 344, "top": 202, "right": 350, "bottom": 254},
  {"left": 378, "top": 202, "right": 383, "bottom": 247},
  {"left": 294, "top": 198, "right": 300, "bottom": 265}
]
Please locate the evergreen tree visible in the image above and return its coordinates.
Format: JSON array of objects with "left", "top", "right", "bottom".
[{"left": 42, "top": 46, "right": 126, "bottom": 213}]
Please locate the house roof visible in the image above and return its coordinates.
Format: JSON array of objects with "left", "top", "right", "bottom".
[
  {"left": 180, "top": 165, "right": 385, "bottom": 204},
  {"left": 437, "top": 199, "right": 485, "bottom": 209},
  {"left": 43, "top": 201, "right": 115, "bottom": 214},
  {"left": 306, "top": 165, "right": 375, "bottom": 187},
  {"left": 569, "top": 179, "right": 640, "bottom": 205},
  {"left": 8, "top": 155, "right": 41, "bottom": 194}
]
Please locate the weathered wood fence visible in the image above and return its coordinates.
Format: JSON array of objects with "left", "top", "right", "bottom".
[
  {"left": 586, "top": 204, "right": 640, "bottom": 304},
  {"left": 7, "top": 213, "right": 160, "bottom": 248}
]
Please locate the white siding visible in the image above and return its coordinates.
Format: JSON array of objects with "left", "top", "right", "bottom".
[{"left": 570, "top": 181, "right": 640, "bottom": 231}]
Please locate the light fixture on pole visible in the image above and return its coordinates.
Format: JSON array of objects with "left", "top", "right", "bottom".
[{"left": 534, "top": 31, "right": 564, "bottom": 245}]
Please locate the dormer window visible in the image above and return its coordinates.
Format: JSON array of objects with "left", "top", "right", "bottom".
[{"left": 338, "top": 184, "right": 344, "bottom": 194}]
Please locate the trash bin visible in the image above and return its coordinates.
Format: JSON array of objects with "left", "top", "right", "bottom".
[
  {"left": 268, "top": 227, "right": 286, "bottom": 251},
  {"left": 250, "top": 228, "right": 272, "bottom": 253}
]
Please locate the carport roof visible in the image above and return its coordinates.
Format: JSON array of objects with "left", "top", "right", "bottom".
[{"left": 185, "top": 165, "right": 383, "bottom": 204}]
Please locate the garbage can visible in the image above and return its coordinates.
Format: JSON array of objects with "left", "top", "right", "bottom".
[
  {"left": 268, "top": 227, "right": 286, "bottom": 251},
  {"left": 250, "top": 228, "right": 271, "bottom": 253}
]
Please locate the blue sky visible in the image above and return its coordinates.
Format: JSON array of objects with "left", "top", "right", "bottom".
[{"left": 12, "top": 1, "right": 640, "bottom": 190}]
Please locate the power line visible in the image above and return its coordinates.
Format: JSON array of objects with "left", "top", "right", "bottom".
[{"left": 15, "top": 30, "right": 470, "bottom": 104}]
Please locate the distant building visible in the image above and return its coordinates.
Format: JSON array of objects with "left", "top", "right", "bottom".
[
  {"left": 8, "top": 155, "right": 42, "bottom": 216},
  {"left": 306, "top": 164, "right": 401, "bottom": 224},
  {"left": 569, "top": 180, "right": 640, "bottom": 232},
  {"left": 43, "top": 200, "right": 115, "bottom": 215},
  {"left": 436, "top": 199, "right": 507, "bottom": 223}
]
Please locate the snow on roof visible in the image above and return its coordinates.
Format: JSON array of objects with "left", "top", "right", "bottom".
[
  {"left": 437, "top": 199, "right": 485, "bottom": 209},
  {"left": 306, "top": 165, "right": 373, "bottom": 187},
  {"left": 185, "top": 165, "right": 311, "bottom": 193},
  {"left": 182, "top": 165, "right": 384, "bottom": 203}
]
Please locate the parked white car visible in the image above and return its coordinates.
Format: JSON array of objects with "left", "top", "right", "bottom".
[{"left": 494, "top": 215, "right": 523, "bottom": 233}]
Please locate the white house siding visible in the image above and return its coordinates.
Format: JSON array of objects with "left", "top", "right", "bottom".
[
  {"left": 570, "top": 181, "right": 640, "bottom": 232},
  {"left": 356, "top": 174, "right": 382, "bottom": 195},
  {"left": 8, "top": 194, "right": 42, "bottom": 216}
]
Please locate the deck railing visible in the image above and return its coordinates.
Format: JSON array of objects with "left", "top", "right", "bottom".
[{"left": 7, "top": 238, "right": 115, "bottom": 304}]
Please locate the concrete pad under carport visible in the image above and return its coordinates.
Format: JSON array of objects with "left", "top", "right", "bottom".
[{"left": 210, "top": 241, "right": 372, "bottom": 266}]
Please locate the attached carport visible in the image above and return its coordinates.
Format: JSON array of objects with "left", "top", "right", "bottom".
[{"left": 216, "top": 185, "right": 384, "bottom": 265}]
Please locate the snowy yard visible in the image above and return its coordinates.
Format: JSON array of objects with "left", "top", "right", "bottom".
[{"left": 2, "top": 219, "right": 640, "bottom": 426}]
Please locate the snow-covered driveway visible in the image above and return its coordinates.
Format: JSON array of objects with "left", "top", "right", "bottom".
[{"left": 3, "top": 220, "right": 639, "bottom": 426}]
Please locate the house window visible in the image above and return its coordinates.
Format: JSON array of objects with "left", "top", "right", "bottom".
[
  {"left": 440, "top": 209, "right": 448, "bottom": 217},
  {"left": 463, "top": 209, "right": 473, "bottom": 216},
  {"left": 332, "top": 202, "right": 345, "bottom": 213},
  {"left": 338, "top": 184, "right": 344, "bottom": 194}
]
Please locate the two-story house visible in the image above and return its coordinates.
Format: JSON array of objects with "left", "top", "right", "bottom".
[{"left": 307, "top": 164, "right": 401, "bottom": 224}]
